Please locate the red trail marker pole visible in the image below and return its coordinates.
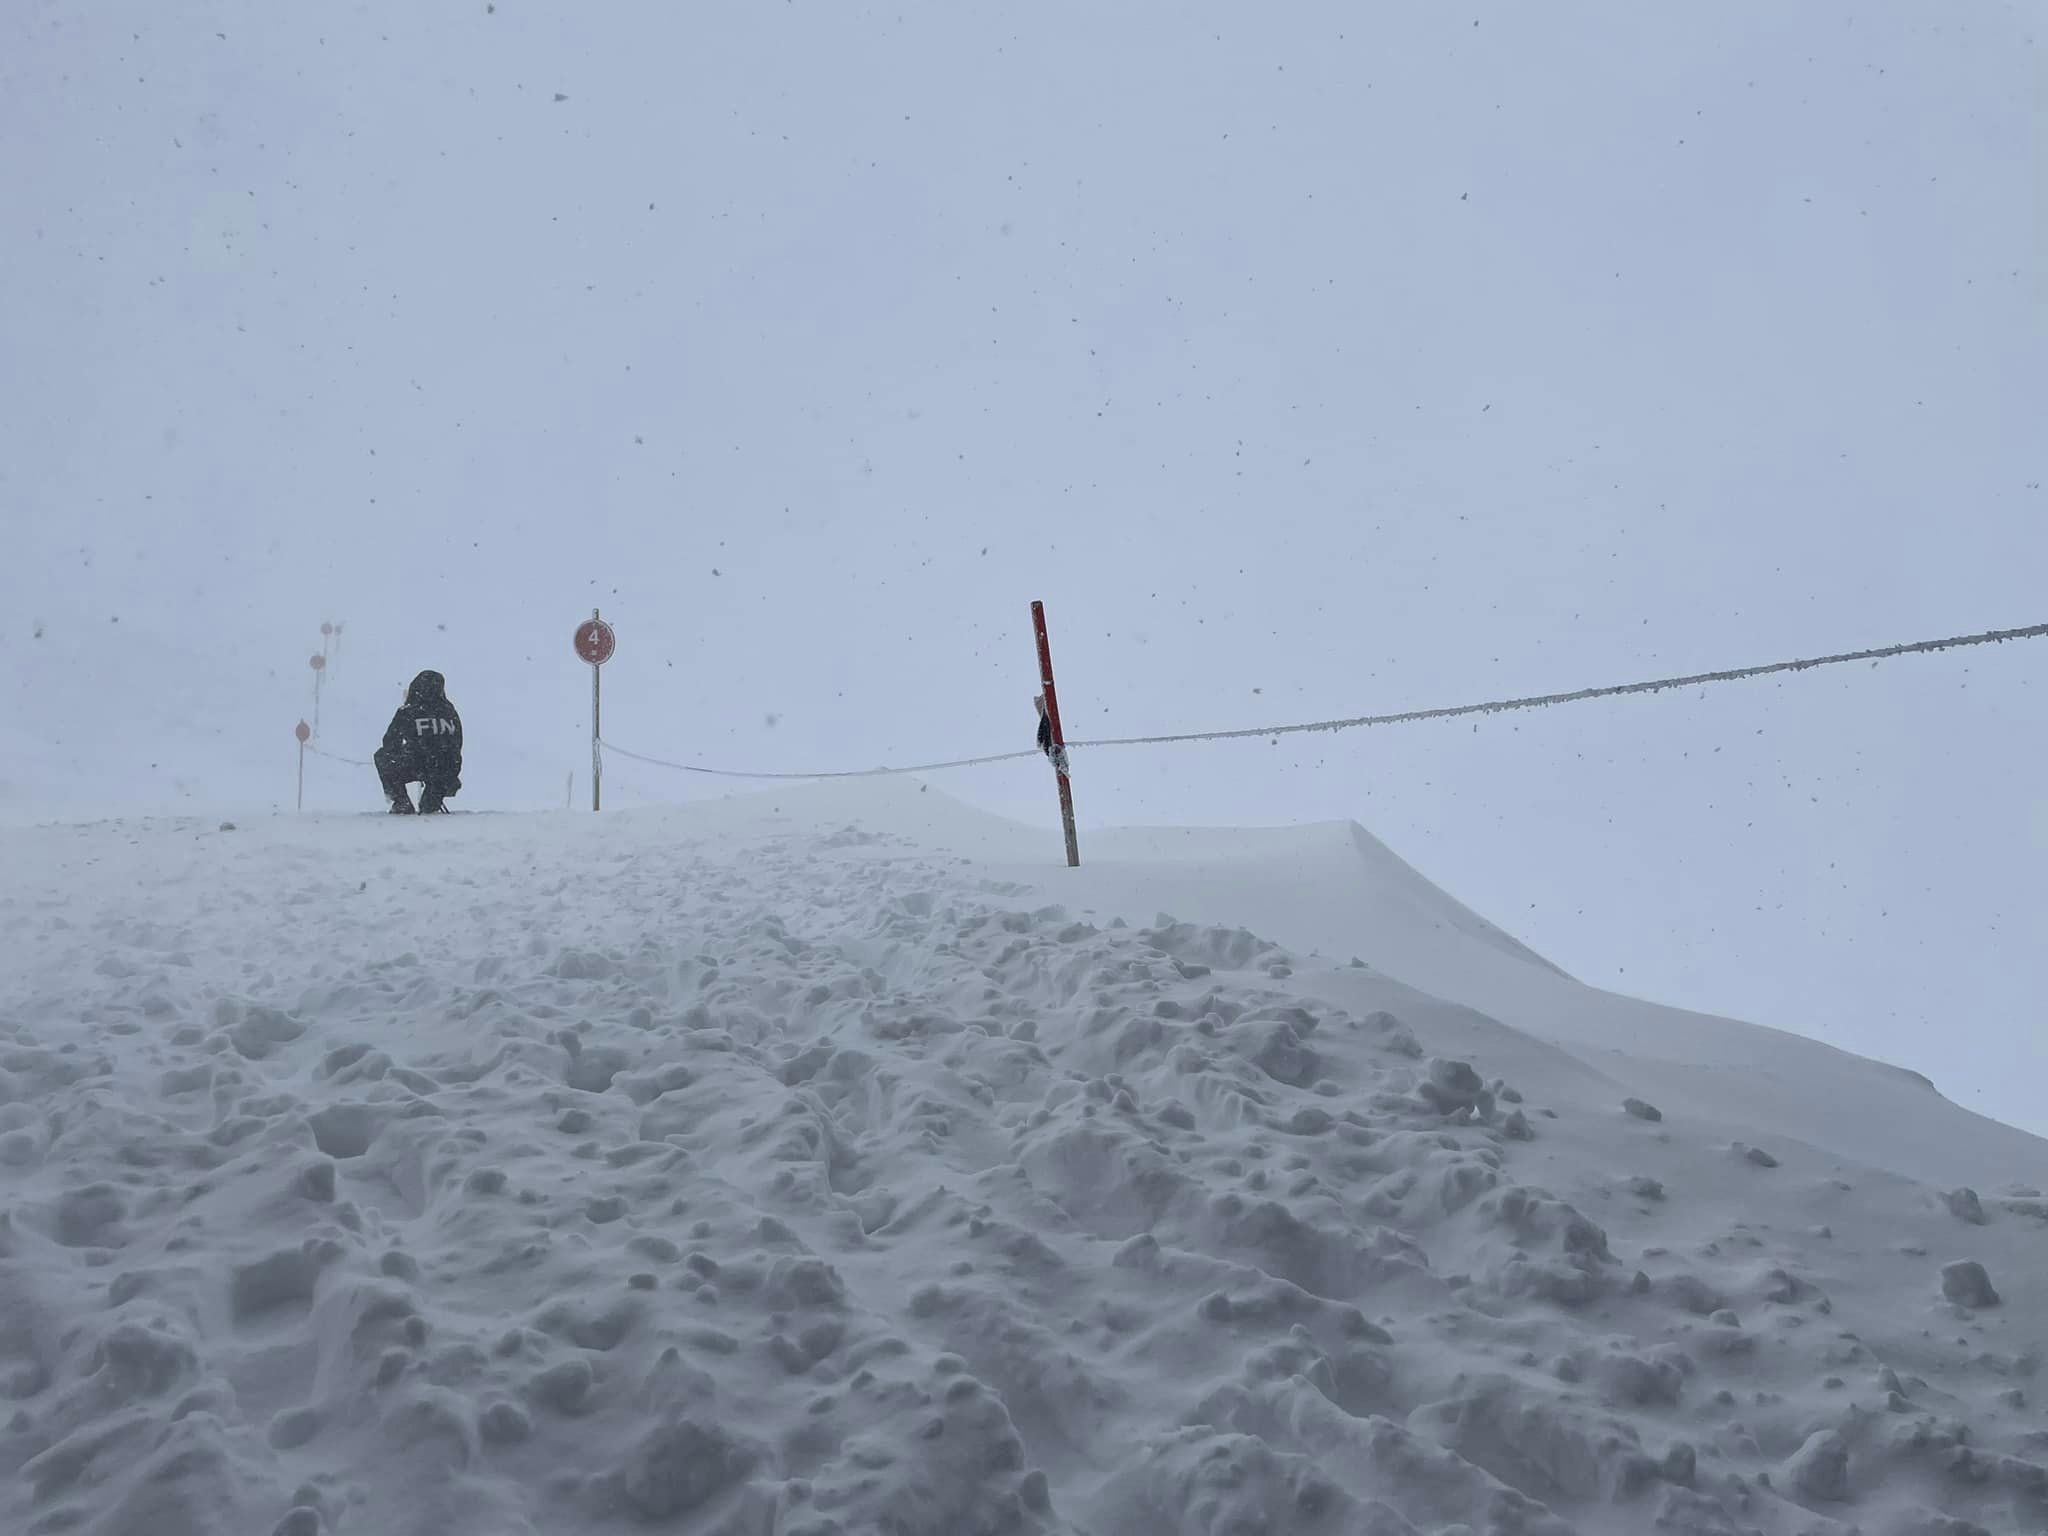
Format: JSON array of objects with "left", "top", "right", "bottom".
[
  {"left": 1031, "top": 600, "right": 1080, "bottom": 867},
  {"left": 294, "top": 720, "right": 311, "bottom": 812}
]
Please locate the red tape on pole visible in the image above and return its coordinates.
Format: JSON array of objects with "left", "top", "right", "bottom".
[{"left": 1031, "top": 600, "right": 1080, "bottom": 867}]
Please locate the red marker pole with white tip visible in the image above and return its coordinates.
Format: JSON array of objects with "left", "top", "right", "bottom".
[{"left": 1031, "top": 600, "right": 1080, "bottom": 867}]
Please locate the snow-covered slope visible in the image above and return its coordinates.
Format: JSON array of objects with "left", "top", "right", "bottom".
[
  {"left": 2, "top": 786, "right": 2041, "bottom": 1536},
  {"left": 6, "top": 0, "right": 2044, "bottom": 1143}
]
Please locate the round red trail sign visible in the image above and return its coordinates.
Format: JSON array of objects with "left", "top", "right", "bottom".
[
  {"left": 295, "top": 720, "right": 311, "bottom": 743},
  {"left": 574, "top": 618, "right": 617, "bottom": 666},
  {"left": 309, "top": 652, "right": 326, "bottom": 671}
]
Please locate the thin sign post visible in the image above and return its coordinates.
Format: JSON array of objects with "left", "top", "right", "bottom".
[
  {"left": 573, "top": 611, "right": 617, "bottom": 811},
  {"left": 294, "top": 719, "right": 311, "bottom": 812},
  {"left": 1031, "top": 600, "right": 1080, "bottom": 867},
  {"left": 309, "top": 652, "right": 326, "bottom": 732}
]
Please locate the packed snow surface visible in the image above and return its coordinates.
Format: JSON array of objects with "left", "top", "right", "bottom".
[{"left": 1, "top": 782, "right": 2041, "bottom": 1535}]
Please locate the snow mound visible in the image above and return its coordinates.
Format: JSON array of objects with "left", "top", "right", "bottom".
[{"left": 0, "top": 783, "right": 2042, "bottom": 1536}]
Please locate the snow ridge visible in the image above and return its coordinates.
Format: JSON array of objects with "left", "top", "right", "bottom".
[{"left": 0, "top": 792, "right": 2042, "bottom": 1535}]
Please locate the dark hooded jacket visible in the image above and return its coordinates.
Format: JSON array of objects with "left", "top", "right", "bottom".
[{"left": 380, "top": 671, "right": 463, "bottom": 788}]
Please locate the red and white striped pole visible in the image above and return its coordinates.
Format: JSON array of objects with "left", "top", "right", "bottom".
[{"left": 1031, "top": 600, "right": 1080, "bottom": 867}]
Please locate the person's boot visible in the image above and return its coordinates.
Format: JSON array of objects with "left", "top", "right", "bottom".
[
  {"left": 389, "top": 792, "right": 416, "bottom": 814},
  {"left": 417, "top": 792, "right": 447, "bottom": 814}
]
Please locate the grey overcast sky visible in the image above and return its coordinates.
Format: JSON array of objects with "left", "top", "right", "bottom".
[{"left": 3, "top": 2, "right": 2042, "bottom": 1132}]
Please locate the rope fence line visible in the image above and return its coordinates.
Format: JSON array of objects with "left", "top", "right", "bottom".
[
  {"left": 1074, "top": 619, "right": 2048, "bottom": 749},
  {"left": 598, "top": 740, "right": 1041, "bottom": 780},
  {"left": 601, "top": 619, "right": 2048, "bottom": 783},
  {"left": 305, "top": 741, "right": 372, "bottom": 769}
]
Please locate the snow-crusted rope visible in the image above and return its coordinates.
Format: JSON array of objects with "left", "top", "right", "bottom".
[
  {"left": 305, "top": 741, "right": 373, "bottom": 769},
  {"left": 599, "top": 619, "right": 2048, "bottom": 782},
  {"left": 1072, "top": 619, "right": 2048, "bottom": 750},
  {"left": 597, "top": 739, "right": 1042, "bottom": 781}
]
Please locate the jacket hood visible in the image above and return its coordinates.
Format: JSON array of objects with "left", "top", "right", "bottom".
[{"left": 405, "top": 671, "right": 447, "bottom": 706}]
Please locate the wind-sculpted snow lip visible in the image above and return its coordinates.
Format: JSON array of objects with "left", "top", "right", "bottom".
[{"left": 0, "top": 788, "right": 2043, "bottom": 1536}]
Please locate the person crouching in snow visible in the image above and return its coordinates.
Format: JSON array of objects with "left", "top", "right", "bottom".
[{"left": 376, "top": 669, "right": 463, "bottom": 814}]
